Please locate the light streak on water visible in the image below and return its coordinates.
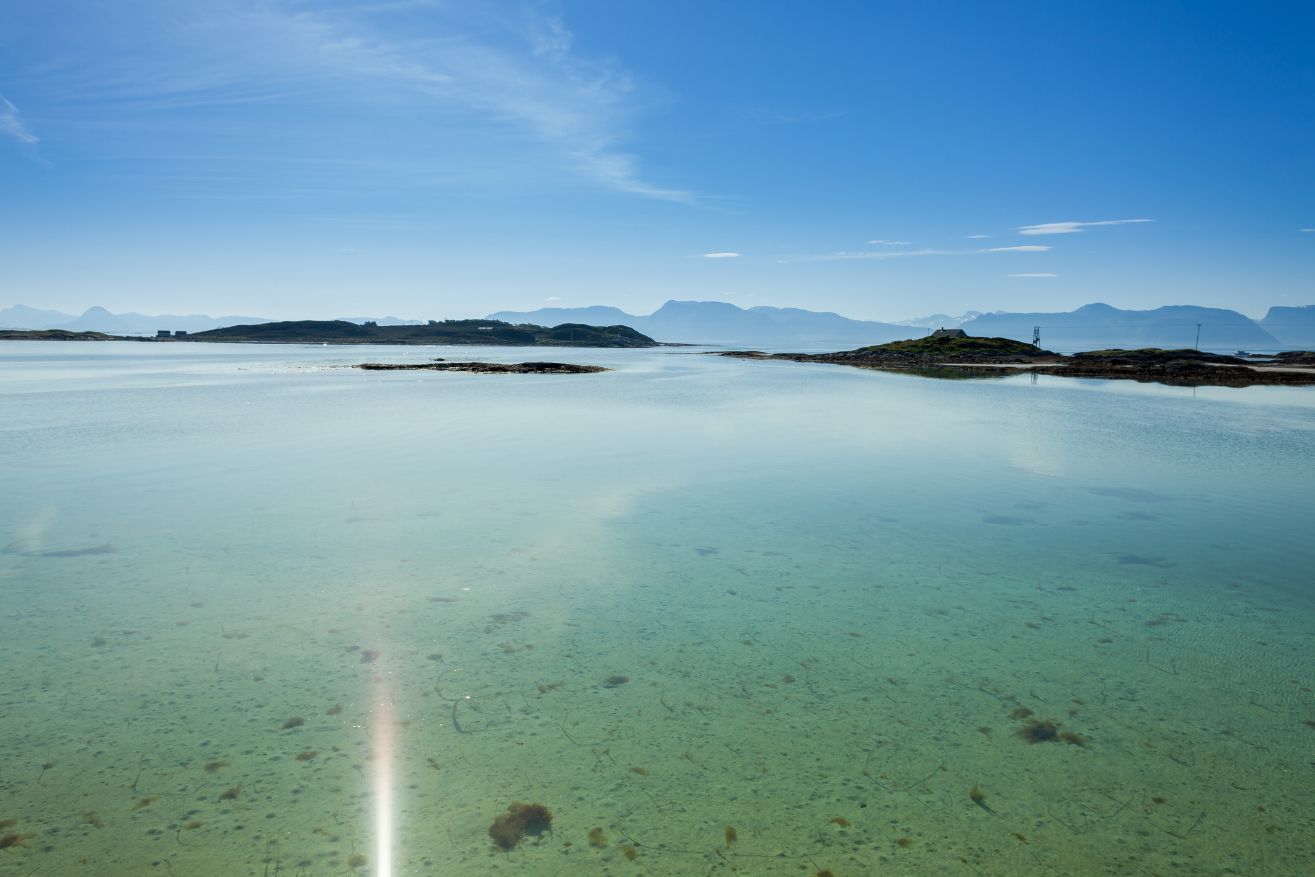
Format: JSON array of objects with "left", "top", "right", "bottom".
[{"left": 372, "top": 681, "right": 395, "bottom": 877}]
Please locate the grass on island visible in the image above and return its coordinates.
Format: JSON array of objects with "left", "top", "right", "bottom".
[{"left": 853, "top": 335, "right": 1048, "bottom": 356}]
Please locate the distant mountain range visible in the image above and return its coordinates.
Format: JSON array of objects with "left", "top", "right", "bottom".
[
  {"left": 490, "top": 300, "right": 915, "bottom": 347},
  {"left": 964, "top": 303, "right": 1284, "bottom": 351},
  {"left": 491, "top": 300, "right": 1308, "bottom": 350},
  {"left": 894, "top": 311, "right": 983, "bottom": 329},
  {"left": 1259, "top": 306, "right": 1315, "bottom": 348},
  {"left": 0, "top": 305, "right": 422, "bottom": 335},
  {"left": 0, "top": 305, "right": 272, "bottom": 335},
  {"left": 4, "top": 301, "right": 1313, "bottom": 350}
]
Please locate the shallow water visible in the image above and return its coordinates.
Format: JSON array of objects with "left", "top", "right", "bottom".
[{"left": 1, "top": 341, "right": 1313, "bottom": 876}]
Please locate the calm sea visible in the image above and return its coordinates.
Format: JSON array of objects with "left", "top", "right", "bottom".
[{"left": 2, "top": 341, "right": 1313, "bottom": 876}]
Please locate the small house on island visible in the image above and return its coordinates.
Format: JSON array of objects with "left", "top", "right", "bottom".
[{"left": 930, "top": 328, "right": 967, "bottom": 339}]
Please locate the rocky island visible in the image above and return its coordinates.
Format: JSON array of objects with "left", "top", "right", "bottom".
[
  {"left": 356, "top": 361, "right": 607, "bottom": 374},
  {"left": 724, "top": 334, "right": 1315, "bottom": 387}
]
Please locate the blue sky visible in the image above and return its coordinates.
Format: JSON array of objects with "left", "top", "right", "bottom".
[{"left": 2, "top": 1, "right": 1312, "bottom": 321}]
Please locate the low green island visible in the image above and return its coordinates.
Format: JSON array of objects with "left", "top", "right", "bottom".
[
  {"left": 724, "top": 334, "right": 1315, "bottom": 387},
  {"left": 0, "top": 320, "right": 657, "bottom": 347},
  {"left": 186, "top": 319, "right": 656, "bottom": 346}
]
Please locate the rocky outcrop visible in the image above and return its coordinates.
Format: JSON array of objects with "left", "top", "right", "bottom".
[{"left": 356, "top": 361, "right": 608, "bottom": 374}]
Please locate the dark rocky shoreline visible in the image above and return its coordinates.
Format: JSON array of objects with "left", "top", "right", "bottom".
[
  {"left": 722, "top": 337, "right": 1315, "bottom": 388},
  {"left": 356, "top": 361, "right": 608, "bottom": 374}
]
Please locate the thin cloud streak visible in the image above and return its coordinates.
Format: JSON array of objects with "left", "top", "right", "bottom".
[
  {"left": 819, "top": 244, "right": 1050, "bottom": 260},
  {"left": 1009, "top": 273, "right": 1058, "bottom": 278},
  {"left": 25, "top": 3, "right": 692, "bottom": 203},
  {"left": 307, "top": 8, "right": 695, "bottom": 202},
  {"left": 703, "top": 252, "right": 740, "bottom": 258},
  {"left": 822, "top": 248, "right": 948, "bottom": 260},
  {"left": 0, "top": 96, "right": 39, "bottom": 144},
  {"left": 1019, "top": 218, "right": 1153, "bottom": 235}
]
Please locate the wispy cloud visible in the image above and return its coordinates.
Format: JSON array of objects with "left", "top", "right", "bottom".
[
  {"left": 964, "top": 234, "right": 992, "bottom": 239},
  {"left": 1302, "top": 228, "right": 1315, "bottom": 233},
  {"left": 24, "top": 4, "right": 691, "bottom": 202},
  {"left": 1009, "top": 273, "right": 1057, "bottom": 278},
  {"left": 0, "top": 96, "right": 39, "bottom": 144},
  {"left": 1019, "top": 218, "right": 1153, "bottom": 235},
  {"left": 310, "top": 8, "right": 694, "bottom": 202},
  {"left": 820, "top": 244, "right": 1050, "bottom": 261},
  {"left": 703, "top": 252, "right": 740, "bottom": 258},
  {"left": 867, "top": 239, "right": 910, "bottom": 245},
  {"left": 545, "top": 296, "right": 561, "bottom": 301},
  {"left": 823, "top": 248, "right": 947, "bottom": 260}
]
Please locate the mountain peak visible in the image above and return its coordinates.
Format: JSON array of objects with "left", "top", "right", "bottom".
[{"left": 654, "top": 299, "right": 745, "bottom": 314}]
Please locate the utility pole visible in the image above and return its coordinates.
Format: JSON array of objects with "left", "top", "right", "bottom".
[
  {"left": 1032, "top": 325, "right": 1041, "bottom": 348},
  {"left": 1194, "top": 323, "right": 1202, "bottom": 351}
]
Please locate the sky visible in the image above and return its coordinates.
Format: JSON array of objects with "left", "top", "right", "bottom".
[{"left": 1, "top": 0, "right": 1313, "bottom": 322}]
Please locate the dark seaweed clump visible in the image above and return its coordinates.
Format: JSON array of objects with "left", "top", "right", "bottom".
[
  {"left": 488, "top": 802, "right": 553, "bottom": 850},
  {"left": 1017, "top": 719, "right": 1060, "bottom": 743},
  {"left": 1017, "top": 719, "right": 1088, "bottom": 746}
]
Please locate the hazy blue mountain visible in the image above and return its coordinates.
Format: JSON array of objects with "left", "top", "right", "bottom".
[
  {"left": 0, "top": 304, "right": 78, "bottom": 329},
  {"left": 1259, "top": 306, "right": 1315, "bottom": 347},
  {"left": 743, "top": 304, "right": 912, "bottom": 342},
  {"left": 894, "top": 311, "right": 983, "bottom": 329},
  {"left": 337, "top": 316, "right": 426, "bottom": 326},
  {"left": 57, "top": 307, "right": 156, "bottom": 333},
  {"left": 490, "top": 305, "right": 634, "bottom": 327},
  {"left": 644, "top": 300, "right": 783, "bottom": 344},
  {"left": 489, "top": 300, "right": 915, "bottom": 346},
  {"left": 54, "top": 307, "right": 272, "bottom": 335},
  {"left": 2, "top": 304, "right": 282, "bottom": 333},
  {"left": 962, "top": 303, "right": 1280, "bottom": 351}
]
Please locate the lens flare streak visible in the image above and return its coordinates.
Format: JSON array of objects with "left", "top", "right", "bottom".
[{"left": 372, "top": 685, "right": 395, "bottom": 877}]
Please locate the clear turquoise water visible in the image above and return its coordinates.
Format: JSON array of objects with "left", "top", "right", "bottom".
[{"left": 1, "top": 341, "right": 1313, "bottom": 876}]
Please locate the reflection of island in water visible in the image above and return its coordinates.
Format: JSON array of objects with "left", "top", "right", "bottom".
[{"left": 724, "top": 334, "right": 1315, "bottom": 388}]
